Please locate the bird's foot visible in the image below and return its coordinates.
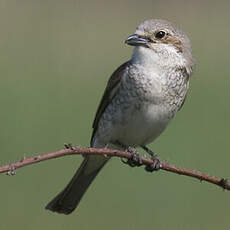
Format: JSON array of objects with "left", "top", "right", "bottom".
[
  {"left": 145, "top": 155, "right": 162, "bottom": 172},
  {"left": 64, "top": 143, "right": 74, "bottom": 150},
  {"left": 141, "top": 145, "right": 156, "bottom": 157},
  {"left": 121, "top": 147, "right": 143, "bottom": 167},
  {"left": 141, "top": 145, "right": 161, "bottom": 172}
]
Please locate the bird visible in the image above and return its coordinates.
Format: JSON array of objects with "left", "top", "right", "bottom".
[{"left": 45, "top": 19, "right": 195, "bottom": 214}]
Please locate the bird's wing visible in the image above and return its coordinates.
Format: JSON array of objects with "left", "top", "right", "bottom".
[
  {"left": 178, "top": 92, "right": 187, "bottom": 111},
  {"left": 178, "top": 67, "right": 190, "bottom": 111},
  {"left": 90, "top": 61, "right": 130, "bottom": 146}
]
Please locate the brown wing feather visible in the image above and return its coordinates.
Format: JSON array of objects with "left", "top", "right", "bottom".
[
  {"left": 178, "top": 67, "right": 190, "bottom": 111},
  {"left": 90, "top": 61, "right": 130, "bottom": 146}
]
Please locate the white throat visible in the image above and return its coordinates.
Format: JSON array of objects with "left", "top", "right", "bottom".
[
  {"left": 130, "top": 46, "right": 187, "bottom": 72},
  {"left": 131, "top": 46, "right": 159, "bottom": 68}
]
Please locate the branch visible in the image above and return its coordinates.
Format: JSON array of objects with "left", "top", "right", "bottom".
[{"left": 0, "top": 146, "right": 229, "bottom": 190}]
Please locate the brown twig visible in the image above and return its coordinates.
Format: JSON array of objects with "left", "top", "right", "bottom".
[{"left": 0, "top": 146, "right": 229, "bottom": 190}]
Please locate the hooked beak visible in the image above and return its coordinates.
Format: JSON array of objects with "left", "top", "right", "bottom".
[{"left": 125, "top": 34, "right": 151, "bottom": 47}]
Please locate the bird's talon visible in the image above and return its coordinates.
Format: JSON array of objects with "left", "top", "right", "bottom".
[
  {"left": 6, "top": 165, "right": 16, "bottom": 176},
  {"left": 145, "top": 157, "right": 161, "bottom": 172},
  {"left": 64, "top": 143, "right": 74, "bottom": 150},
  {"left": 121, "top": 147, "right": 143, "bottom": 167}
]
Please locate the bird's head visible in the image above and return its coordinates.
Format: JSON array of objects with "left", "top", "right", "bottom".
[{"left": 125, "top": 19, "right": 194, "bottom": 72}]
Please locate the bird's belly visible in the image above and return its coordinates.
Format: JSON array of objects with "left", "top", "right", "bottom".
[{"left": 114, "top": 103, "right": 172, "bottom": 146}]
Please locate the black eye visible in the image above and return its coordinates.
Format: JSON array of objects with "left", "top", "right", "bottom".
[{"left": 155, "top": 31, "right": 166, "bottom": 39}]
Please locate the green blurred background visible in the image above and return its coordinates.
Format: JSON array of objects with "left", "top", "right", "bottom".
[{"left": 0, "top": 0, "right": 230, "bottom": 229}]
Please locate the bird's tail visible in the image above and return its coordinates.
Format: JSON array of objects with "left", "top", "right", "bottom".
[{"left": 45, "top": 155, "right": 107, "bottom": 214}]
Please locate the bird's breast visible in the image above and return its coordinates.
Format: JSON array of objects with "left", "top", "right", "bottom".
[
  {"left": 113, "top": 100, "right": 172, "bottom": 146},
  {"left": 124, "top": 64, "right": 189, "bottom": 112},
  {"left": 94, "top": 64, "right": 189, "bottom": 147}
]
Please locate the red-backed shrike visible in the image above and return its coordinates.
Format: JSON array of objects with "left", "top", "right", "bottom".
[{"left": 46, "top": 19, "right": 194, "bottom": 214}]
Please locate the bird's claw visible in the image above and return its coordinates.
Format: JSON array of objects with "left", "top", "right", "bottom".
[
  {"left": 145, "top": 156, "right": 162, "bottom": 172},
  {"left": 64, "top": 143, "right": 74, "bottom": 150},
  {"left": 121, "top": 147, "right": 143, "bottom": 167},
  {"left": 6, "top": 165, "right": 16, "bottom": 176}
]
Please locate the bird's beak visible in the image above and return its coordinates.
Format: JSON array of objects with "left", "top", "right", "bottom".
[{"left": 125, "top": 34, "right": 150, "bottom": 46}]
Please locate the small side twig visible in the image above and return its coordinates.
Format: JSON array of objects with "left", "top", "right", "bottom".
[{"left": 0, "top": 146, "right": 229, "bottom": 190}]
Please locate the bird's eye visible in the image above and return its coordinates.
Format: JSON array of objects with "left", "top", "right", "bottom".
[{"left": 155, "top": 31, "right": 166, "bottom": 39}]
